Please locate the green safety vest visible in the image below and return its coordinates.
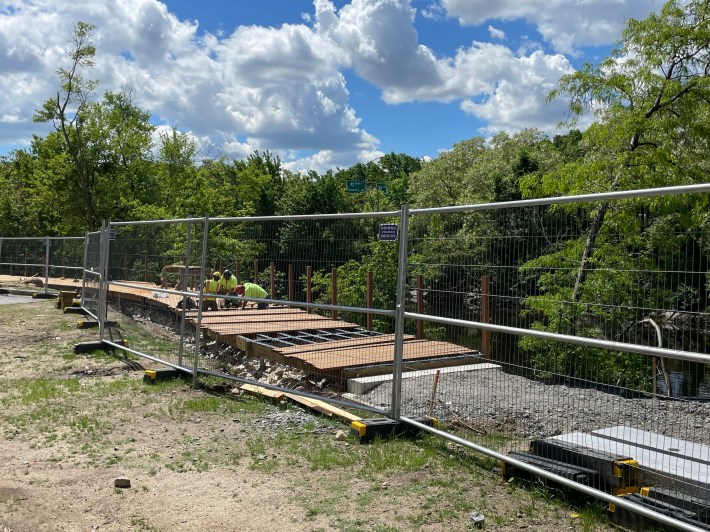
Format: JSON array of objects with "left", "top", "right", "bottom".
[
  {"left": 242, "top": 282, "right": 267, "bottom": 299},
  {"left": 219, "top": 277, "right": 237, "bottom": 291},
  {"left": 204, "top": 279, "right": 219, "bottom": 300}
]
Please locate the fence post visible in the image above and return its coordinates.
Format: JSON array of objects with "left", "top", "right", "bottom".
[
  {"left": 481, "top": 275, "right": 490, "bottom": 359},
  {"left": 143, "top": 255, "right": 148, "bottom": 282},
  {"left": 61, "top": 239, "right": 65, "bottom": 279},
  {"left": 98, "top": 221, "right": 108, "bottom": 341},
  {"left": 254, "top": 260, "right": 259, "bottom": 283},
  {"left": 270, "top": 261, "right": 276, "bottom": 299},
  {"left": 288, "top": 263, "right": 294, "bottom": 302},
  {"left": 306, "top": 265, "right": 312, "bottom": 314},
  {"left": 178, "top": 218, "right": 193, "bottom": 368},
  {"left": 236, "top": 259, "right": 241, "bottom": 284},
  {"left": 193, "top": 215, "right": 209, "bottom": 387},
  {"left": 391, "top": 205, "right": 409, "bottom": 421},
  {"left": 331, "top": 268, "right": 338, "bottom": 320},
  {"left": 44, "top": 237, "right": 50, "bottom": 295},
  {"left": 0, "top": 237, "right": 3, "bottom": 276}
]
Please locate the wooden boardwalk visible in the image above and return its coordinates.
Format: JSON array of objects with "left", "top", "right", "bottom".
[{"left": 1, "top": 274, "right": 482, "bottom": 385}]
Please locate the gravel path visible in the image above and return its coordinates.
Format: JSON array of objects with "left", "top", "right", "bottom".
[{"left": 363, "top": 367, "right": 710, "bottom": 443}]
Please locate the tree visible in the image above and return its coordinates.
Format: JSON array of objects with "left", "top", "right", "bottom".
[
  {"left": 516, "top": 0, "right": 710, "bottom": 386},
  {"left": 33, "top": 21, "right": 100, "bottom": 228},
  {"left": 33, "top": 22, "right": 156, "bottom": 230},
  {"left": 547, "top": 0, "right": 710, "bottom": 301}
]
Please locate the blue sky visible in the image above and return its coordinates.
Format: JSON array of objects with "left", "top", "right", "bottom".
[{"left": 0, "top": 0, "right": 658, "bottom": 172}]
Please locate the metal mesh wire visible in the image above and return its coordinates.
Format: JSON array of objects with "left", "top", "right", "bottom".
[
  {"left": 384, "top": 198, "right": 710, "bottom": 520},
  {"left": 82, "top": 231, "right": 102, "bottom": 320},
  {"left": 196, "top": 215, "right": 398, "bottom": 413},
  {"left": 0, "top": 237, "right": 48, "bottom": 279},
  {"left": 79, "top": 189, "right": 710, "bottom": 529},
  {"left": 105, "top": 220, "right": 208, "bottom": 372}
]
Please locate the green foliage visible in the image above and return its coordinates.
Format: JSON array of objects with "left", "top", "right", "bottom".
[{"left": 311, "top": 239, "right": 399, "bottom": 330}]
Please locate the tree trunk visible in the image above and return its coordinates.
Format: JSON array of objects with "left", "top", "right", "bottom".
[{"left": 572, "top": 202, "right": 609, "bottom": 302}]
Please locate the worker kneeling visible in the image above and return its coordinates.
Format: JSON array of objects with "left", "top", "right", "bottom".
[
  {"left": 202, "top": 271, "right": 221, "bottom": 311},
  {"left": 236, "top": 283, "right": 268, "bottom": 310}
]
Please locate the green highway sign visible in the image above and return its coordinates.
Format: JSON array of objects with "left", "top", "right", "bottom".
[{"left": 346, "top": 180, "right": 366, "bottom": 193}]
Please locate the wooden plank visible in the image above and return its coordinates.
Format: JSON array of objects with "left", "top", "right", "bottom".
[
  {"left": 196, "top": 313, "right": 338, "bottom": 326},
  {"left": 274, "top": 334, "right": 416, "bottom": 356},
  {"left": 185, "top": 307, "right": 304, "bottom": 319},
  {"left": 207, "top": 320, "right": 360, "bottom": 335},
  {"left": 284, "top": 393, "right": 334, "bottom": 417},
  {"left": 551, "top": 432, "right": 710, "bottom": 487},
  {"left": 239, "top": 383, "right": 285, "bottom": 400},
  {"left": 306, "top": 398, "right": 362, "bottom": 422},
  {"left": 285, "top": 340, "right": 475, "bottom": 370}
]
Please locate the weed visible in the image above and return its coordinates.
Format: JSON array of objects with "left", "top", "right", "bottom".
[{"left": 130, "top": 516, "right": 164, "bottom": 532}]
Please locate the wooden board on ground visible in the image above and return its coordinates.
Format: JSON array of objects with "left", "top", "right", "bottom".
[
  {"left": 239, "top": 383, "right": 285, "bottom": 401},
  {"left": 284, "top": 392, "right": 334, "bottom": 417},
  {"left": 282, "top": 392, "right": 360, "bottom": 422}
]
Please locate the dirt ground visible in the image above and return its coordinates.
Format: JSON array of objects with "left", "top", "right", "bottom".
[{"left": 0, "top": 297, "right": 615, "bottom": 532}]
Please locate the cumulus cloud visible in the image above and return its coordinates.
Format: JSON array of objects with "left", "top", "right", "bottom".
[
  {"left": 314, "top": 1, "right": 576, "bottom": 130},
  {"left": 440, "top": 0, "right": 656, "bottom": 54},
  {"left": 0, "top": 0, "right": 626, "bottom": 172},
  {"left": 488, "top": 25, "right": 506, "bottom": 41},
  {"left": 0, "top": 0, "right": 379, "bottom": 172},
  {"left": 460, "top": 50, "right": 576, "bottom": 134}
]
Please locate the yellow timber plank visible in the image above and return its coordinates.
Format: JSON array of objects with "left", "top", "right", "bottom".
[{"left": 239, "top": 383, "right": 285, "bottom": 400}]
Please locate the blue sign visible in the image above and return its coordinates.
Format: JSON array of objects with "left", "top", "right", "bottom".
[
  {"left": 379, "top": 223, "right": 398, "bottom": 241},
  {"left": 376, "top": 183, "right": 388, "bottom": 192}
]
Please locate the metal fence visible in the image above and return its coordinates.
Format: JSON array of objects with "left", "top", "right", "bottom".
[
  {"left": 4, "top": 183, "right": 710, "bottom": 530},
  {"left": 0, "top": 236, "right": 85, "bottom": 295}
]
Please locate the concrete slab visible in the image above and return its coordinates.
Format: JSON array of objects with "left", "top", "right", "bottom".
[
  {"left": 347, "top": 362, "right": 501, "bottom": 395},
  {"left": 0, "top": 294, "right": 46, "bottom": 305}
]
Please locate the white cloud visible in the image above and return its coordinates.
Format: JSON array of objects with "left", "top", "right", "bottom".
[
  {"left": 315, "top": 1, "right": 576, "bottom": 134},
  {"left": 0, "top": 0, "right": 628, "bottom": 172},
  {"left": 0, "top": 0, "right": 379, "bottom": 172},
  {"left": 459, "top": 50, "right": 577, "bottom": 134},
  {"left": 488, "top": 25, "right": 505, "bottom": 41},
  {"left": 440, "top": 0, "right": 657, "bottom": 54}
]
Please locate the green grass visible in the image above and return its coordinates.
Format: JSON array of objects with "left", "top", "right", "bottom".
[{"left": 0, "top": 301, "right": 616, "bottom": 532}]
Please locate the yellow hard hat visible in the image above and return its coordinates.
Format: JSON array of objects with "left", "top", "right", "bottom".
[{"left": 213, "top": 271, "right": 221, "bottom": 279}]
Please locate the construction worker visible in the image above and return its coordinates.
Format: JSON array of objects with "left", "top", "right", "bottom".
[
  {"left": 218, "top": 269, "right": 238, "bottom": 308},
  {"left": 202, "top": 271, "right": 220, "bottom": 311},
  {"left": 236, "top": 282, "right": 268, "bottom": 310}
]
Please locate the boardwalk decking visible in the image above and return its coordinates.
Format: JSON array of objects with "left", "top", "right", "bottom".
[{"left": 1, "top": 274, "right": 482, "bottom": 385}]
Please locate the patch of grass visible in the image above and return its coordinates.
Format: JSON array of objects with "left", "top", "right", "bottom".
[
  {"left": 17, "top": 377, "right": 80, "bottom": 404},
  {"left": 182, "top": 396, "right": 223, "bottom": 412},
  {"left": 302, "top": 494, "right": 344, "bottom": 520},
  {"left": 130, "top": 515, "right": 165, "bottom": 532}
]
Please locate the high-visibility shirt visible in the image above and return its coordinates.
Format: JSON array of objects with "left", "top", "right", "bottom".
[
  {"left": 219, "top": 276, "right": 237, "bottom": 292},
  {"left": 242, "top": 282, "right": 267, "bottom": 300},
  {"left": 203, "top": 279, "right": 219, "bottom": 301}
]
